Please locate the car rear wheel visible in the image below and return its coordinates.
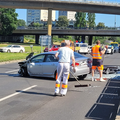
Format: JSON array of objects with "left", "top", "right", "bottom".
[
  {"left": 7, "top": 49, "right": 11, "bottom": 53},
  {"left": 54, "top": 71, "right": 58, "bottom": 80},
  {"left": 78, "top": 74, "right": 87, "bottom": 80},
  {"left": 19, "top": 50, "right": 23, "bottom": 53}
]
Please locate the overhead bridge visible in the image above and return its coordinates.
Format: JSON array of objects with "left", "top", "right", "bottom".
[
  {"left": 13, "top": 29, "right": 120, "bottom": 36},
  {"left": 0, "top": 0, "right": 120, "bottom": 15},
  {"left": 1, "top": 0, "right": 120, "bottom": 43}
]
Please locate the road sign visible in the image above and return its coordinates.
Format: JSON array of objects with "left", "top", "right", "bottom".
[
  {"left": 39, "top": 35, "right": 51, "bottom": 46},
  {"left": 39, "top": 35, "right": 52, "bottom": 53}
]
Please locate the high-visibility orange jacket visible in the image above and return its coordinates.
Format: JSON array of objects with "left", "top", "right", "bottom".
[{"left": 92, "top": 45, "right": 102, "bottom": 59}]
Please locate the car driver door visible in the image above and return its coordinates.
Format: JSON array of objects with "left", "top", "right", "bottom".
[
  {"left": 42, "top": 54, "right": 58, "bottom": 76},
  {"left": 27, "top": 54, "right": 45, "bottom": 75}
]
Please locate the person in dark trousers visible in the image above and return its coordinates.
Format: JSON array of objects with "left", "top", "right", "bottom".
[
  {"left": 54, "top": 40, "right": 75, "bottom": 96},
  {"left": 90, "top": 40, "right": 108, "bottom": 82}
]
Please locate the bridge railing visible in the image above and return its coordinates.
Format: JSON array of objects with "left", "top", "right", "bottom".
[
  {"left": 17, "top": 26, "right": 120, "bottom": 30},
  {"left": 45, "top": 0, "right": 120, "bottom": 5}
]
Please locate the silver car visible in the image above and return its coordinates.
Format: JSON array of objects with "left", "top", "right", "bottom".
[{"left": 18, "top": 51, "right": 91, "bottom": 80}]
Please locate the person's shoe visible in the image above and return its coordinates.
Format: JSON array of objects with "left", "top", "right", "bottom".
[
  {"left": 54, "top": 93, "right": 59, "bottom": 96},
  {"left": 100, "top": 78, "right": 106, "bottom": 82},
  {"left": 60, "top": 94, "right": 66, "bottom": 97}
]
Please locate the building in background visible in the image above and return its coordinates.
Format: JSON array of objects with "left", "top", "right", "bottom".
[
  {"left": 59, "top": 11, "right": 76, "bottom": 21},
  {"left": 27, "top": 9, "right": 56, "bottom": 25},
  {"left": 59, "top": 11, "right": 76, "bottom": 27}
]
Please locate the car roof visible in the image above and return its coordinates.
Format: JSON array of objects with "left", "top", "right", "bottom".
[
  {"left": 9, "top": 45, "right": 21, "bottom": 46},
  {"left": 40, "top": 51, "right": 58, "bottom": 55},
  {"left": 34, "top": 51, "right": 88, "bottom": 58}
]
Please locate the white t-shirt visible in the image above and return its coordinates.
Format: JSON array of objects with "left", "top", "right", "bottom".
[{"left": 57, "top": 47, "right": 74, "bottom": 63}]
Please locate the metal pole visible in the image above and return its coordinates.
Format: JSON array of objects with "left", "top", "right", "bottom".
[
  {"left": 48, "top": 8, "right": 52, "bottom": 36},
  {"left": 115, "top": 0, "right": 117, "bottom": 28}
]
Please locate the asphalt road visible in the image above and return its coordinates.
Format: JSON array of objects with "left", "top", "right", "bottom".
[{"left": 0, "top": 53, "right": 120, "bottom": 120}]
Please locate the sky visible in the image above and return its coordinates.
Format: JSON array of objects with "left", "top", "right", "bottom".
[{"left": 15, "top": 0, "right": 120, "bottom": 27}]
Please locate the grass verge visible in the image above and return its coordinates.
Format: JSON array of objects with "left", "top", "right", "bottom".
[{"left": 0, "top": 43, "right": 45, "bottom": 62}]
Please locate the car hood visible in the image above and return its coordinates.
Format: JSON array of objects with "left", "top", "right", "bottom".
[
  {"left": 0, "top": 47, "right": 8, "bottom": 49},
  {"left": 26, "top": 52, "right": 34, "bottom": 60}
]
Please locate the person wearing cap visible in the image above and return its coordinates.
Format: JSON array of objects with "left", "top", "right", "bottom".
[
  {"left": 54, "top": 40, "right": 75, "bottom": 96},
  {"left": 90, "top": 40, "right": 108, "bottom": 82}
]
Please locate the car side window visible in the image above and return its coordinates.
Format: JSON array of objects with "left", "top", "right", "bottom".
[
  {"left": 45, "top": 55, "right": 58, "bottom": 62},
  {"left": 16, "top": 46, "right": 20, "bottom": 48},
  {"left": 30, "top": 55, "right": 45, "bottom": 63}
]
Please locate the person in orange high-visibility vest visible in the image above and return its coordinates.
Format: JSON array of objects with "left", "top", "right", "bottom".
[{"left": 90, "top": 40, "right": 108, "bottom": 82}]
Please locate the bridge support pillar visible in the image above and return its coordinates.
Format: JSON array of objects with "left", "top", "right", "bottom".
[
  {"left": 82, "top": 35, "right": 85, "bottom": 43},
  {"left": 88, "top": 36, "right": 93, "bottom": 45},
  {"left": 48, "top": 8, "right": 52, "bottom": 36},
  {"left": 35, "top": 35, "right": 39, "bottom": 44}
]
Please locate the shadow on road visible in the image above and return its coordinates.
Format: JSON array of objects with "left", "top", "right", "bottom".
[
  {"left": 85, "top": 77, "right": 120, "bottom": 120},
  {"left": 0, "top": 73, "right": 19, "bottom": 77},
  {"left": 16, "top": 90, "right": 54, "bottom": 97}
]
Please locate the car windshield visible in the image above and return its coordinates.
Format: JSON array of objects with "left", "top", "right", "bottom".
[
  {"left": 74, "top": 52, "right": 85, "bottom": 58},
  {"left": 7, "top": 45, "right": 12, "bottom": 47},
  {"left": 111, "top": 44, "right": 118, "bottom": 48}
]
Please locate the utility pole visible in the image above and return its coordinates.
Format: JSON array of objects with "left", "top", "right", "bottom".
[{"left": 115, "top": 0, "right": 117, "bottom": 28}]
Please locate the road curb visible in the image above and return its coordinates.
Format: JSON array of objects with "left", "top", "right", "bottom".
[{"left": 0, "top": 59, "right": 25, "bottom": 65}]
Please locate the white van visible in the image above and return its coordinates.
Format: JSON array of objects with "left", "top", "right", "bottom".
[{"left": 76, "top": 43, "right": 88, "bottom": 54}]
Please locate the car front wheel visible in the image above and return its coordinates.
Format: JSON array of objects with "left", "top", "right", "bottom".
[
  {"left": 20, "top": 67, "right": 28, "bottom": 77},
  {"left": 7, "top": 49, "right": 11, "bottom": 53}
]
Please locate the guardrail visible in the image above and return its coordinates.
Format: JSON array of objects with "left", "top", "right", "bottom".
[
  {"left": 17, "top": 27, "right": 120, "bottom": 30},
  {"left": 37, "top": 0, "right": 120, "bottom": 5}
]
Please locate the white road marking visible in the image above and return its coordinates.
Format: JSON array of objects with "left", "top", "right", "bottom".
[
  {"left": 0, "top": 85, "right": 37, "bottom": 102},
  {"left": 5, "top": 69, "right": 19, "bottom": 73}
]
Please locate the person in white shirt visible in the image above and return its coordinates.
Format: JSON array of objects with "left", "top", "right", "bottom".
[{"left": 54, "top": 40, "right": 75, "bottom": 96}]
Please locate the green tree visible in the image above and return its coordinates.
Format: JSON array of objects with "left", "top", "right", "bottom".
[
  {"left": 87, "top": 13, "right": 96, "bottom": 29},
  {"left": 108, "top": 37, "right": 117, "bottom": 42},
  {"left": 33, "top": 22, "right": 39, "bottom": 27},
  {"left": 33, "top": 22, "right": 43, "bottom": 28},
  {"left": 74, "top": 12, "right": 86, "bottom": 28},
  {"left": 17, "top": 19, "right": 26, "bottom": 27},
  {"left": 56, "top": 16, "right": 69, "bottom": 27},
  {"left": 96, "top": 22, "right": 105, "bottom": 29},
  {"left": 0, "top": 8, "right": 18, "bottom": 35}
]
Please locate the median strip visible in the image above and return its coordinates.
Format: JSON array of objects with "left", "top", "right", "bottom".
[{"left": 0, "top": 85, "right": 37, "bottom": 102}]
